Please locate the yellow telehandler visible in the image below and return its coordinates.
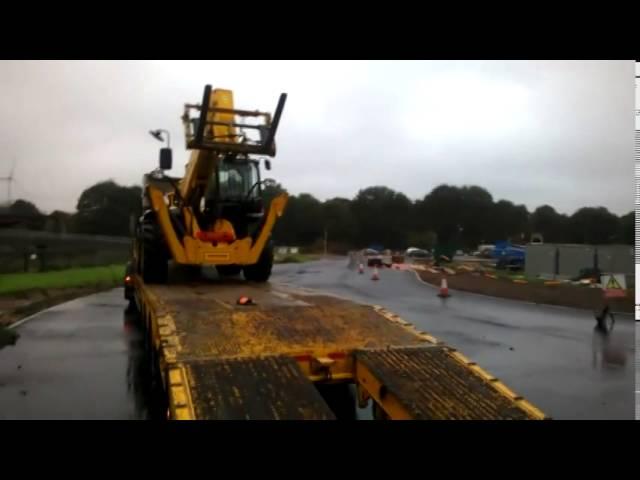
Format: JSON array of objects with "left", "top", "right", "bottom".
[{"left": 130, "top": 85, "right": 288, "bottom": 284}]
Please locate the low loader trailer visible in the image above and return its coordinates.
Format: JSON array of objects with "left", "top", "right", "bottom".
[{"left": 128, "top": 274, "right": 548, "bottom": 420}]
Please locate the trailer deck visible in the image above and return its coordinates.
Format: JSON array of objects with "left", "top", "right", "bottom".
[{"left": 133, "top": 276, "right": 548, "bottom": 420}]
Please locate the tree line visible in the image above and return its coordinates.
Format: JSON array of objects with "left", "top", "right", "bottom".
[
  {"left": 2, "top": 180, "right": 633, "bottom": 251},
  {"left": 265, "top": 183, "right": 634, "bottom": 252},
  {"left": 1, "top": 181, "right": 142, "bottom": 237}
]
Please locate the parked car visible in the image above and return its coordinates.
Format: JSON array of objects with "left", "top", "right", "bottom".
[
  {"left": 363, "top": 248, "right": 383, "bottom": 267},
  {"left": 493, "top": 242, "right": 525, "bottom": 271},
  {"left": 405, "top": 247, "right": 432, "bottom": 261}
]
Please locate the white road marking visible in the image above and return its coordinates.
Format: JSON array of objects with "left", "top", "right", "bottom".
[
  {"left": 8, "top": 288, "right": 120, "bottom": 329},
  {"left": 8, "top": 309, "right": 49, "bottom": 329}
]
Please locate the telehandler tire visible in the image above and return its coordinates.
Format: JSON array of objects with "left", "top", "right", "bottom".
[
  {"left": 140, "top": 218, "right": 169, "bottom": 284},
  {"left": 242, "top": 243, "right": 274, "bottom": 282}
]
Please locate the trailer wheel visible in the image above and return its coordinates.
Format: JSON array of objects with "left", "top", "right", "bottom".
[
  {"left": 243, "top": 243, "right": 274, "bottom": 282},
  {"left": 125, "top": 297, "right": 138, "bottom": 313},
  {"left": 140, "top": 218, "right": 168, "bottom": 284},
  {"left": 145, "top": 334, "right": 168, "bottom": 420},
  {"left": 149, "top": 345, "right": 161, "bottom": 392}
]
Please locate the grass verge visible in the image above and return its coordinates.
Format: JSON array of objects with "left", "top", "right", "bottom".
[{"left": 0, "top": 264, "right": 125, "bottom": 295}]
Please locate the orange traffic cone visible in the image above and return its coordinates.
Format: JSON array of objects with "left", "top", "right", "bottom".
[
  {"left": 371, "top": 266, "right": 380, "bottom": 281},
  {"left": 437, "top": 277, "right": 450, "bottom": 298},
  {"left": 358, "top": 263, "right": 364, "bottom": 274}
]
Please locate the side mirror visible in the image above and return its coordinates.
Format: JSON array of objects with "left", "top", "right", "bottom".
[
  {"left": 264, "top": 159, "right": 271, "bottom": 171},
  {"left": 159, "top": 148, "right": 172, "bottom": 170},
  {"left": 263, "top": 178, "right": 276, "bottom": 188}
]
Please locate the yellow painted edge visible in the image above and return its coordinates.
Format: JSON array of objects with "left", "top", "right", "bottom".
[
  {"left": 447, "top": 350, "right": 548, "bottom": 420},
  {"left": 167, "top": 364, "right": 195, "bottom": 420},
  {"left": 372, "top": 304, "right": 548, "bottom": 420},
  {"left": 372, "top": 305, "right": 439, "bottom": 345}
]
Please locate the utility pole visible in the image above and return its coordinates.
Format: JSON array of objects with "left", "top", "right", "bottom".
[{"left": 324, "top": 227, "right": 328, "bottom": 257}]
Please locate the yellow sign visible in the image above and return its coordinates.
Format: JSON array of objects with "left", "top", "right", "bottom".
[
  {"left": 601, "top": 274, "right": 627, "bottom": 298},
  {"left": 605, "top": 276, "right": 623, "bottom": 290}
]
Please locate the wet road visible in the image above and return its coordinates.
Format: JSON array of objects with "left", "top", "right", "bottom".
[
  {"left": 0, "top": 258, "right": 634, "bottom": 419},
  {"left": 0, "top": 290, "right": 151, "bottom": 420},
  {"left": 272, "top": 258, "right": 635, "bottom": 420}
]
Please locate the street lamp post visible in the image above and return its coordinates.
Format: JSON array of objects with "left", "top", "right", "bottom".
[{"left": 324, "top": 227, "right": 328, "bottom": 258}]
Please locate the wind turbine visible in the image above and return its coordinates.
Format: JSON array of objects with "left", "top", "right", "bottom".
[{"left": 0, "top": 159, "right": 16, "bottom": 205}]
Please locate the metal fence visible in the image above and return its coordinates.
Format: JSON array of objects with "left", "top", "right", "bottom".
[
  {"left": 0, "top": 229, "right": 131, "bottom": 273},
  {"left": 525, "top": 243, "right": 634, "bottom": 286}
]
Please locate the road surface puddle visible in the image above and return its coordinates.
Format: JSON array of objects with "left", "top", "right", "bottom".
[{"left": 591, "top": 329, "right": 628, "bottom": 370}]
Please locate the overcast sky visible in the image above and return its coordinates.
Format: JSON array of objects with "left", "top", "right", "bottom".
[{"left": 0, "top": 60, "right": 634, "bottom": 215}]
